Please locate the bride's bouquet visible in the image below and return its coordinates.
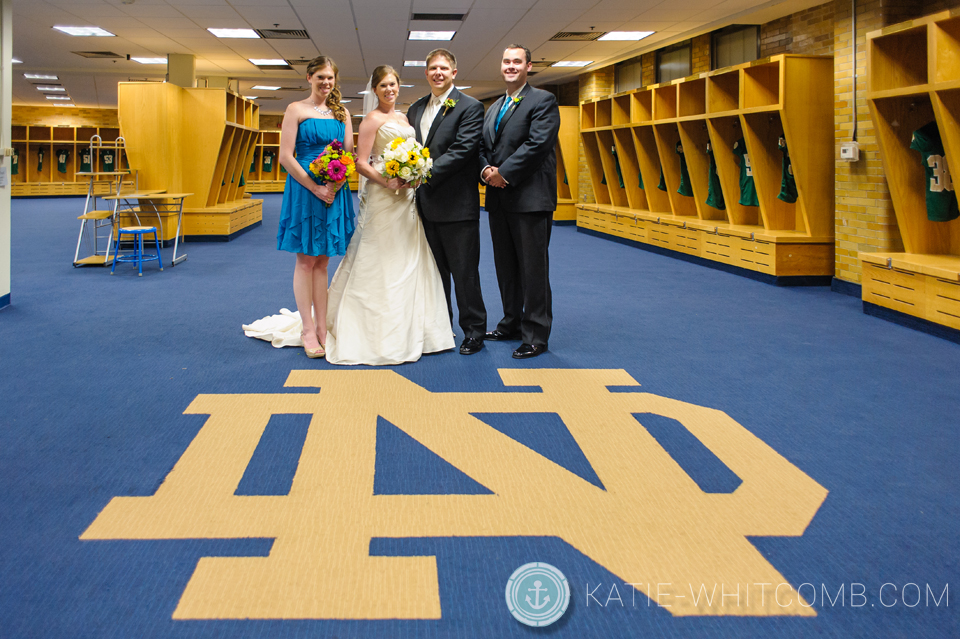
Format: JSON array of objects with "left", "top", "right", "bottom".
[
  {"left": 309, "top": 140, "right": 356, "bottom": 204},
  {"left": 376, "top": 137, "right": 432, "bottom": 192}
]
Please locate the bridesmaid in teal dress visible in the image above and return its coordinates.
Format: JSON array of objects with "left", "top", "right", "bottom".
[{"left": 277, "top": 55, "right": 356, "bottom": 358}]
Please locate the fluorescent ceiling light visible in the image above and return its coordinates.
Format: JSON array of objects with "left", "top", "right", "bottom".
[
  {"left": 243, "top": 96, "right": 258, "bottom": 100},
  {"left": 249, "top": 59, "right": 286, "bottom": 66},
  {"left": 36, "top": 86, "right": 65, "bottom": 91},
  {"left": 25, "top": 74, "right": 58, "bottom": 80},
  {"left": 46, "top": 95, "right": 71, "bottom": 100},
  {"left": 208, "top": 28, "right": 259, "bottom": 39},
  {"left": 455, "top": 85, "right": 471, "bottom": 89},
  {"left": 404, "top": 60, "right": 426, "bottom": 67},
  {"left": 54, "top": 26, "right": 114, "bottom": 37},
  {"left": 12, "top": 58, "right": 21, "bottom": 64},
  {"left": 251, "top": 85, "right": 279, "bottom": 90},
  {"left": 400, "top": 84, "right": 414, "bottom": 88},
  {"left": 408, "top": 31, "right": 455, "bottom": 41},
  {"left": 598, "top": 31, "right": 654, "bottom": 41},
  {"left": 131, "top": 57, "right": 166, "bottom": 64},
  {"left": 358, "top": 90, "right": 369, "bottom": 95},
  {"left": 340, "top": 99, "right": 352, "bottom": 103},
  {"left": 552, "top": 60, "right": 593, "bottom": 67}
]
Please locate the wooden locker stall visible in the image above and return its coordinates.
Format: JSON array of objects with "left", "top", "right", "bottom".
[
  {"left": 577, "top": 54, "right": 835, "bottom": 282},
  {"left": 862, "top": 11, "right": 960, "bottom": 331}
]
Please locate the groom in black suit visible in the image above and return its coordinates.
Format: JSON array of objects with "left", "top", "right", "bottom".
[
  {"left": 408, "top": 48, "right": 487, "bottom": 355},
  {"left": 480, "top": 44, "right": 561, "bottom": 359}
]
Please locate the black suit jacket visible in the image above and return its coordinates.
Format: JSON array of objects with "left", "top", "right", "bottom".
[
  {"left": 407, "top": 88, "right": 483, "bottom": 223},
  {"left": 479, "top": 85, "right": 561, "bottom": 214}
]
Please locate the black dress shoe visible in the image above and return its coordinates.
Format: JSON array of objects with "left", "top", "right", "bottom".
[
  {"left": 512, "top": 343, "right": 547, "bottom": 359},
  {"left": 484, "top": 329, "right": 522, "bottom": 341},
  {"left": 459, "top": 337, "right": 484, "bottom": 355}
]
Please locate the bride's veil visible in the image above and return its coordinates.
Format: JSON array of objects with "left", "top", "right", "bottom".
[{"left": 358, "top": 76, "right": 377, "bottom": 195}]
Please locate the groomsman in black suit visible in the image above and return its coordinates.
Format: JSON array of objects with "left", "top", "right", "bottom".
[
  {"left": 408, "top": 48, "right": 487, "bottom": 355},
  {"left": 480, "top": 44, "right": 561, "bottom": 358}
]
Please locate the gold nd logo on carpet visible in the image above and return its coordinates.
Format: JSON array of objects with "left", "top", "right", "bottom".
[{"left": 81, "top": 369, "right": 827, "bottom": 619}]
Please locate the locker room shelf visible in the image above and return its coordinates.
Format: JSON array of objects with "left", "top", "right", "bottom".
[
  {"left": 10, "top": 125, "right": 128, "bottom": 197},
  {"left": 863, "top": 11, "right": 960, "bottom": 329},
  {"left": 578, "top": 54, "right": 834, "bottom": 280}
]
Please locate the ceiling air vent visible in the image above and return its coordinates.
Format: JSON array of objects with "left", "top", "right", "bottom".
[
  {"left": 255, "top": 29, "right": 309, "bottom": 39},
  {"left": 73, "top": 51, "right": 124, "bottom": 58},
  {"left": 286, "top": 59, "right": 314, "bottom": 66},
  {"left": 549, "top": 32, "right": 605, "bottom": 41},
  {"left": 412, "top": 13, "right": 466, "bottom": 21}
]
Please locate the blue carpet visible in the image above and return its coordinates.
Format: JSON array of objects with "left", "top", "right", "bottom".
[{"left": 1, "top": 194, "right": 958, "bottom": 638}]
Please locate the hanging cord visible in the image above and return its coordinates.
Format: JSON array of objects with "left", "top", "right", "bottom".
[{"left": 852, "top": 0, "right": 858, "bottom": 143}]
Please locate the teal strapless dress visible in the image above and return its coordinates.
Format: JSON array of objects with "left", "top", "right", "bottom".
[{"left": 277, "top": 118, "right": 356, "bottom": 256}]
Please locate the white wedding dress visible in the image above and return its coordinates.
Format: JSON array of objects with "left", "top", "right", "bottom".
[{"left": 324, "top": 121, "right": 454, "bottom": 365}]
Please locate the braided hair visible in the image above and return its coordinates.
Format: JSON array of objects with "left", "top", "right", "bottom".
[{"left": 305, "top": 55, "right": 347, "bottom": 122}]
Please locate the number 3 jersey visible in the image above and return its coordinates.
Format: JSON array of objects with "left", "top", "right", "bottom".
[{"left": 910, "top": 121, "right": 958, "bottom": 222}]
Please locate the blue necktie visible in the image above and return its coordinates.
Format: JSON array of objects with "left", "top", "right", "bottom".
[{"left": 495, "top": 97, "right": 512, "bottom": 131}]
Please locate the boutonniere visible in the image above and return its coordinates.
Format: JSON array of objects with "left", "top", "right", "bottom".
[
  {"left": 511, "top": 96, "right": 524, "bottom": 105},
  {"left": 442, "top": 98, "right": 458, "bottom": 115}
]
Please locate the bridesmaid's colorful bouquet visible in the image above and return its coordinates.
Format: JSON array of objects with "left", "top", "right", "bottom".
[
  {"left": 309, "top": 140, "right": 356, "bottom": 184},
  {"left": 376, "top": 137, "right": 433, "bottom": 189}
]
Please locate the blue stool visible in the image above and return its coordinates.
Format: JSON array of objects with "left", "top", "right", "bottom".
[{"left": 110, "top": 225, "right": 163, "bottom": 276}]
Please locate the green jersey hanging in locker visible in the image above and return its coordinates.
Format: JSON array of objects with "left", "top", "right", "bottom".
[
  {"left": 57, "top": 149, "right": 70, "bottom": 174},
  {"left": 263, "top": 150, "right": 276, "bottom": 174},
  {"left": 37, "top": 147, "right": 44, "bottom": 173},
  {"left": 250, "top": 149, "right": 258, "bottom": 174},
  {"left": 638, "top": 168, "right": 643, "bottom": 190},
  {"left": 910, "top": 121, "right": 959, "bottom": 222},
  {"left": 79, "top": 148, "right": 92, "bottom": 173},
  {"left": 611, "top": 145, "right": 624, "bottom": 188},
  {"left": 11, "top": 147, "right": 18, "bottom": 176},
  {"left": 777, "top": 137, "right": 797, "bottom": 203},
  {"left": 705, "top": 142, "right": 725, "bottom": 210},
  {"left": 676, "top": 141, "right": 692, "bottom": 197},
  {"left": 733, "top": 137, "right": 758, "bottom": 207},
  {"left": 657, "top": 164, "right": 667, "bottom": 191},
  {"left": 101, "top": 149, "right": 115, "bottom": 173}
]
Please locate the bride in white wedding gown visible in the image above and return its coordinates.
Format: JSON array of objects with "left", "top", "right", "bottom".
[{"left": 324, "top": 65, "right": 454, "bottom": 365}]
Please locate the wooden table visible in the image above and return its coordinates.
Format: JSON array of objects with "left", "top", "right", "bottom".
[{"left": 104, "top": 192, "right": 194, "bottom": 266}]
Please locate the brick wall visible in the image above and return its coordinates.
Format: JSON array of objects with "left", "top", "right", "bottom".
[
  {"left": 761, "top": 2, "right": 835, "bottom": 56},
  {"left": 13, "top": 105, "right": 118, "bottom": 127},
  {"left": 692, "top": 35, "right": 711, "bottom": 74}
]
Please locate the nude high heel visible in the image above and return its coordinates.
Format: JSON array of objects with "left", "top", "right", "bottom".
[{"left": 301, "top": 331, "right": 325, "bottom": 359}]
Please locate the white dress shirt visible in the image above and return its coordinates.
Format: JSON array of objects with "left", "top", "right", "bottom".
[{"left": 420, "top": 85, "right": 455, "bottom": 143}]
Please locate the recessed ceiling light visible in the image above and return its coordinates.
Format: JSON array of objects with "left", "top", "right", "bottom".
[
  {"left": 249, "top": 59, "right": 286, "bottom": 67},
  {"left": 551, "top": 60, "right": 593, "bottom": 67},
  {"left": 54, "top": 26, "right": 115, "bottom": 37},
  {"left": 36, "top": 86, "right": 65, "bottom": 91},
  {"left": 25, "top": 74, "right": 58, "bottom": 80},
  {"left": 209, "top": 28, "right": 259, "bottom": 39},
  {"left": 408, "top": 31, "right": 456, "bottom": 41},
  {"left": 251, "top": 85, "right": 279, "bottom": 91},
  {"left": 46, "top": 95, "right": 71, "bottom": 100},
  {"left": 598, "top": 31, "right": 654, "bottom": 41},
  {"left": 12, "top": 58, "right": 21, "bottom": 64},
  {"left": 131, "top": 57, "right": 167, "bottom": 64},
  {"left": 404, "top": 60, "right": 426, "bottom": 67}
]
